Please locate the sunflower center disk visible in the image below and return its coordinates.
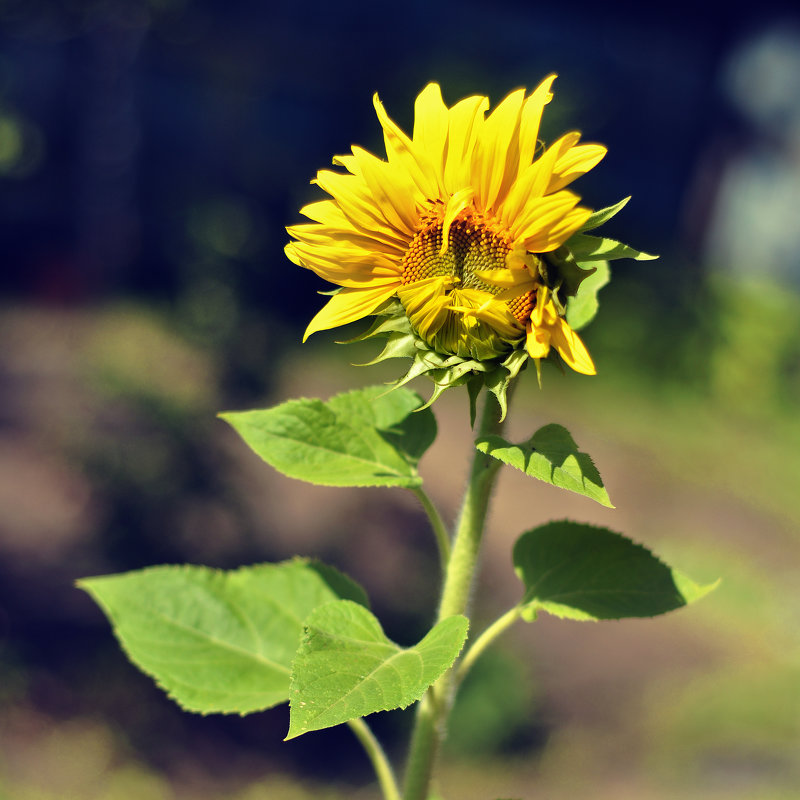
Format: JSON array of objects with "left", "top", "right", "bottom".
[
  {"left": 398, "top": 216, "right": 534, "bottom": 359},
  {"left": 401, "top": 216, "right": 506, "bottom": 287}
]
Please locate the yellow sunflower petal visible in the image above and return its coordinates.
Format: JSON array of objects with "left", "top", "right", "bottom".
[
  {"left": 412, "top": 84, "right": 449, "bottom": 190},
  {"left": 443, "top": 94, "right": 489, "bottom": 193},
  {"left": 548, "top": 142, "right": 607, "bottom": 193},
  {"left": 521, "top": 204, "right": 592, "bottom": 252},
  {"left": 286, "top": 222, "right": 407, "bottom": 258},
  {"left": 525, "top": 321, "right": 551, "bottom": 359},
  {"left": 450, "top": 289, "right": 522, "bottom": 340},
  {"left": 314, "top": 169, "right": 406, "bottom": 240},
  {"left": 472, "top": 88, "right": 526, "bottom": 211},
  {"left": 350, "top": 145, "right": 421, "bottom": 235},
  {"left": 440, "top": 187, "right": 475, "bottom": 255},
  {"left": 331, "top": 153, "right": 359, "bottom": 173},
  {"left": 397, "top": 277, "right": 451, "bottom": 340},
  {"left": 287, "top": 241, "right": 402, "bottom": 286},
  {"left": 549, "top": 317, "right": 596, "bottom": 374},
  {"left": 499, "top": 136, "right": 563, "bottom": 228},
  {"left": 298, "top": 199, "right": 348, "bottom": 224},
  {"left": 298, "top": 198, "right": 409, "bottom": 253},
  {"left": 472, "top": 265, "right": 536, "bottom": 301},
  {"left": 509, "top": 191, "right": 580, "bottom": 243},
  {"left": 303, "top": 285, "right": 397, "bottom": 341},
  {"left": 373, "top": 93, "right": 439, "bottom": 199},
  {"left": 517, "top": 74, "right": 556, "bottom": 177}
]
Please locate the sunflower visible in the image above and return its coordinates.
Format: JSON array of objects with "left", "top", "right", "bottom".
[{"left": 286, "top": 77, "right": 650, "bottom": 405}]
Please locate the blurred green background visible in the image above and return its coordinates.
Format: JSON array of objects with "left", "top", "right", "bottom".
[{"left": 1, "top": 1, "right": 799, "bottom": 798}]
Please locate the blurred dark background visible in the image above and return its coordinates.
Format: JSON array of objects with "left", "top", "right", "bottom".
[{"left": 1, "top": 1, "right": 799, "bottom": 798}]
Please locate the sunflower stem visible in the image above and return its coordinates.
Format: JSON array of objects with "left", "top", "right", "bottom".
[
  {"left": 402, "top": 392, "right": 508, "bottom": 800},
  {"left": 412, "top": 487, "right": 451, "bottom": 570},
  {"left": 347, "top": 718, "right": 402, "bottom": 800}
]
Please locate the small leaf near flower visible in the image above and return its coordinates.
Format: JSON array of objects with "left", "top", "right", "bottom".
[
  {"left": 566, "top": 260, "right": 611, "bottom": 332},
  {"left": 513, "top": 521, "right": 718, "bottom": 621},
  {"left": 77, "top": 560, "right": 369, "bottom": 715},
  {"left": 287, "top": 600, "right": 468, "bottom": 739},
  {"left": 220, "top": 385, "right": 436, "bottom": 489},
  {"left": 476, "top": 423, "right": 613, "bottom": 507},
  {"left": 577, "top": 196, "right": 632, "bottom": 233},
  {"left": 566, "top": 233, "right": 658, "bottom": 262}
]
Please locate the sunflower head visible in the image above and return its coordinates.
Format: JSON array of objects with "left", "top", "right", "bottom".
[{"left": 286, "top": 77, "right": 655, "bottom": 413}]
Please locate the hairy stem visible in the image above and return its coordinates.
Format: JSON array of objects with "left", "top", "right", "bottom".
[
  {"left": 402, "top": 393, "right": 508, "bottom": 800},
  {"left": 347, "top": 718, "right": 402, "bottom": 800}
]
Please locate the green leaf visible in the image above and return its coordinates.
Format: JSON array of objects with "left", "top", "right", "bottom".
[
  {"left": 476, "top": 424, "right": 613, "bottom": 507},
  {"left": 566, "top": 233, "right": 658, "bottom": 262},
  {"left": 220, "top": 385, "right": 436, "bottom": 488},
  {"left": 566, "top": 260, "right": 610, "bottom": 331},
  {"left": 578, "top": 196, "right": 631, "bottom": 233},
  {"left": 513, "top": 521, "right": 718, "bottom": 621},
  {"left": 77, "top": 559, "right": 369, "bottom": 715},
  {"left": 287, "top": 601, "right": 468, "bottom": 739}
]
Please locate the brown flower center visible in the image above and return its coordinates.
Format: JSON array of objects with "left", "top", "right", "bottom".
[{"left": 400, "top": 213, "right": 534, "bottom": 324}]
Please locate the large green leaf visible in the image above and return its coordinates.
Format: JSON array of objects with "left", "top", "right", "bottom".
[
  {"left": 287, "top": 600, "right": 468, "bottom": 739},
  {"left": 220, "top": 385, "right": 437, "bottom": 488},
  {"left": 476, "top": 424, "right": 612, "bottom": 507},
  {"left": 78, "top": 560, "right": 368, "bottom": 715},
  {"left": 513, "top": 521, "right": 717, "bottom": 621}
]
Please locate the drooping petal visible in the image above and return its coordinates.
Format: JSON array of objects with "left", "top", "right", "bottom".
[
  {"left": 449, "top": 288, "right": 523, "bottom": 340},
  {"left": 440, "top": 187, "right": 474, "bottom": 255},
  {"left": 397, "top": 277, "right": 452, "bottom": 341},
  {"left": 473, "top": 264, "right": 536, "bottom": 302},
  {"left": 303, "top": 285, "right": 397, "bottom": 341},
  {"left": 526, "top": 324, "right": 551, "bottom": 359},
  {"left": 549, "top": 316, "right": 596, "bottom": 374}
]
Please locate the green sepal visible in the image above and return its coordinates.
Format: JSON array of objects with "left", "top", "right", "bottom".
[
  {"left": 546, "top": 246, "right": 596, "bottom": 298},
  {"left": 476, "top": 424, "right": 612, "bottom": 507},
  {"left": 578, "top": 196, "right": 631, "bottom": 233},
  {"left": 220, "top": 385, "right": 436, "bottom": 489},
  {"left": 513, "top": 521, "right": 718, "bottom": 621},
  {"left": 483, "top": 349, "right": 528, "bottom": 421},
  {"left": 287, "top": 601, "right": 468, "bottom": 739},
  {"left": 77, "top": 559, "right": 369, "bottom": 715},
  {"left": 565, "top": 233, "right": 658, "bottom": 262},
  {"left": 566, "top": 260, "right": 611, "bottom": 331},
  {"left": 349, "top": 300, "right": 529, "bottom": 420}
]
